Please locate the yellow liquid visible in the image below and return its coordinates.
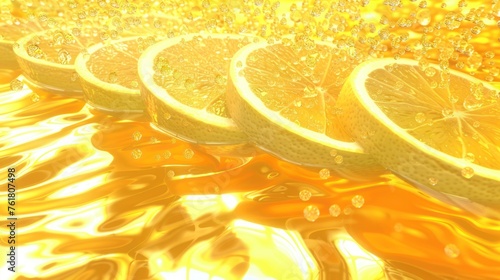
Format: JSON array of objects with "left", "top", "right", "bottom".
[
  {"left": 1, "top": 0, "right": 500, "bottom": 279},
  {"left": 1, "top": 68, "right": 500, "bottom": 279}
]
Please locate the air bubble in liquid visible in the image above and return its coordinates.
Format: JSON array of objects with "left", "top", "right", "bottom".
[
  {"left": 351, "top": 195, "right": 365, "bottom": 208},
  {"left": 319, "top": 168, "right": 330, "bottom": 179},
  {"left": 299, "top": 190, "right": 312, "bottom": 201},
  {"left": 132, "top": 131, "right": 142, "bottom": 141},
  {"left": 304, "top": 205, "right": 320, "bottom": 222},
  {"left": 329, "top": 204, "right": 341, "bottom": 217}
]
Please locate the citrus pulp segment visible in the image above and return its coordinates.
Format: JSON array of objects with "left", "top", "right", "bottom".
[
  {"left": 336, "top": 58, "right": 500, "bottom": 205},
  {"left": 227, "top": 39, "right": 382, "bottom": 174},
  {"left": 138, "top": 33, "right": 261, "bottom": 145}
]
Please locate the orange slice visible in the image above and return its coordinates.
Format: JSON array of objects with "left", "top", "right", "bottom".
[
  {"left": 14, "top": 27, "right": 101, "bottom": 93},
  {"left": 226, "top": 38, "right": 381, "bottom": 175},
  {"left": 75, "top": 36, "right": 161, "bottom": 112},
  {"left": 336, "top": 58, "right": 500, "bottom": 205},
  {"left": 138, "top": 33, "right": 262, "bottom": 145}
]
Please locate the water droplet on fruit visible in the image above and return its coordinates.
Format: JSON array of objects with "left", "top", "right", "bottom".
[
  {"left": 184, "top": 79, "right": 195, "bottom": 90},
  {"left": 215, "top": 74, "right": 226, "bottom": 85},
  {"left": 441, "top": 108, "right": 454, "bottom": 117},
  {"left": 464, "top": 153, "right": 475, "bottom": 163},
  {"left": 424, "top": 67, "right": 436, "bottom": 77},
  {"left": 334, "top": 155, "right": 344, "bottom": 164},
  {"left": 461, "top": 167, "right": 474, "bottom": 179},
  {"left": 415, "top": 112, "right": 426, "bottom": 124},
  {"left": 108, "top": 72, "right": 118, "bottom": 83},
  {"left": 449, "top": 95, "right": 459, "bottom": 104},
  {"left": 57, "top": 48, "right": 71, "bottom": 65},
  {"left": 330, "top": 149, "right": 338, "bottom": 157},
  {"left": 467, "top": 52, "right": 482, "bottom": 70},
  {"left": 303, "top": 86, "right": 319, "bottom": 98},
  {"left": 70, "top": 72, "right": 79, "bottom": 82},
  {"left": 428, "top": 177, "right": 438, "bottom": 186}
]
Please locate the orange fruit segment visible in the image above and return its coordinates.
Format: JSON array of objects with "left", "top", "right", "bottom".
[
  {"left": 336, "top": 58, "right": 500, "bottom": 205},
  {"left": 227, "top": 38, "right": 381, "bottom": 175}
]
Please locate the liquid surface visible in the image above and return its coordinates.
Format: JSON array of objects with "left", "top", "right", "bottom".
[{"left": 1, "top": 69, "right": 500, "bottom": 279}]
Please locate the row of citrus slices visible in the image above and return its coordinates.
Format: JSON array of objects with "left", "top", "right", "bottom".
[{"left": 9, "top": 26, "right": 500, "bottom": 205}]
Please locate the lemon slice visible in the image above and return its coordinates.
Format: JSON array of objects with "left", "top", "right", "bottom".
[
  {"left": 14, "top": 27, "right": 101, "bottom": 93},
  {"left": 227, "top": 39, "right": 381, "bottom": 174},
  {"left": 336, "top": 58, "right": 500, "bottom": 205},
  {"left": 75, "top": 15, "right": 185, "bottom": 112},
  {"left": 75, "top": 36, "right": 162, "bottom": 112},
  {"left": 138, "top": 33, "right": 261, "bottom": 145}
]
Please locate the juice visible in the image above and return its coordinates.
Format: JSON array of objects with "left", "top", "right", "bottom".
[{"left": 1, "top": 0, "right": 499, "bottom": 279}]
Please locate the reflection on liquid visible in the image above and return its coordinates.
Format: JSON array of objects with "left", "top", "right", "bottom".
[{"left": 1, "top": 70, "right": 500, "bottom": 279}]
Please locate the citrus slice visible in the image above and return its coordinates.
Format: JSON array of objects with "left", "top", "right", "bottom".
[
  {"left": 336, "top": 58, "right": 500, "bottom": 205},
  {"left": 74, "top": 15, "right": 185, "bottom": 112},
  {"left": 75, "top": 36, "right": 162, "bottom": 112},
  {"left": 226, "top": 38, "right": 381, "bottom": 174},
  {"left": 14, "top": 27, "right": 101, "bottom": 93},
  {"left": 138, "top": 33, "right": 262, "bottom": 145}
]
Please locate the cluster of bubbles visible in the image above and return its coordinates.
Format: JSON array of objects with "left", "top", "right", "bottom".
[
  {"left": 7, "top": 0, "right": 500, "bottom": 106},
  {"left": 302, "top": 193, "right": 365, "bottom": 222},
  {"left": 2, "top": 0, "right": 499, "bottom": 87}
]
